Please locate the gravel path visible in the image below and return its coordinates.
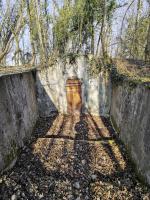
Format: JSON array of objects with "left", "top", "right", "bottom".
[{"left": 0, "top": 113, "right": 149, "bottom": 200}]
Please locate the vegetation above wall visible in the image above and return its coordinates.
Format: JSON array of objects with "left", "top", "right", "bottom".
[
  {"left": 111, "top": 59, "right": 150, "bottom": 86},
  {"left": 87, "top": 55, "right": 112, "bottom": 78},
  {"left": 0, "top": 0, "right": 149, "bottom": 67}
]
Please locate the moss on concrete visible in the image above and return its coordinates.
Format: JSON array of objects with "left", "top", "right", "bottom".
[
  {"left": 4, "top": 140, "right": 18, "bottom": 168},
  {"left": 110, "top": 115, "right": 120, "bottom": 134},
  {"left": 123, "top": 143, "right": 149, "bottom": 186}
]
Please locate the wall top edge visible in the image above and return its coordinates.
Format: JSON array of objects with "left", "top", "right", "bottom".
[{"left": 0, "top": 65, "right": 38, "bottom": 77}]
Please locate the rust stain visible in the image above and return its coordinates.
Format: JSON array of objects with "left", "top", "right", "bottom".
[{"left": 66, "top": 77, "right": 82, "bottom": 114}]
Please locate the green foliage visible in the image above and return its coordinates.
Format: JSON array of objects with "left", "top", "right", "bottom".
[
  {"left": 61, "top": 52, "right": 80, "bottom": 64},
  {"left": 88, "top": 56, "right": 103, "bottom": 77},
  {"left": 53, "top": 5, "right": 74, "bottom": 53},
  {"left": 53, "top": 0, "right": 117, "bottom": 55},
  {"left": 121, "top": 3, "right": 149, "bottom": 60},
  {"left": 110, "top": 66, "right": 126, "bottom": 85},
  {"left": 110, "top": 61, "right": 150, "bottom": 86},
  {"left": 124, "top": 16, "right": 149, "bottom": 59},
  {"left": 87, "top": 55, "right": 113, "bottom": 77},
  {"left": 106, "top": 0, "right": 117, "bottom": 23}
]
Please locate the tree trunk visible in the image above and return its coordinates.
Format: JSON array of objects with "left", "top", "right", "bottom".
[
  {"left": 132, "top": 0, "right": 141, "bottom": 59},
  {"left": 101, "top": 0, "right": 107, "bottom": 60},
  {"left": 145, "top": 1, "right": 150, "bottom": 62},
  {"left": 35, "top": 0, "right": 46, "bottom": 62},
  {"left": 96, "top": 28, "right": 101, "bottom": 56},
  {"left": 90, "top": 11, "right": 94, "bottom": 55},
  {"left": 26, "top": 0, "right": 36, "bottom": 64}
]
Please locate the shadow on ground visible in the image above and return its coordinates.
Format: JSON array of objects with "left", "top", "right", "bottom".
[{"left": 0, "top": 113, "right": 149, "bottom": 200}]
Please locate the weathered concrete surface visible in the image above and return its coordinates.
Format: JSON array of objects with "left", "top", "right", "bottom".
[
  {"left": 110, "top": 82, "right": 150, "bottom": 184},
  {"left": 87, "top": 71, "right": 111, "bottom": 116},
  {"left": 36, "top": 61, "right": 67, "bottom": 115},
  {"left": 36, "top": 56, "right": 111, "bottom": 116},
  {"left": 0, "top": 72, "right": 38, "bottom": 171}
]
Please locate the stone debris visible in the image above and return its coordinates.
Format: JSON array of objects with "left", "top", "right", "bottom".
[
  {"left": 11, "top": 194, "right": 17, "bottom": 200},
  {"left": 73, "top": 182, "right": 80, "bottom": 189},
  {"left": 0, "top": 113, "right": 149, "bottom": 200},
  {"left": 91, "top": 174, "right": 97, "bottom": 180}
]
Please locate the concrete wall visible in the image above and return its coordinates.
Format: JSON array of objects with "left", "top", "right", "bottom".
[
  {"left": 0, "top": 72, "right": 38, "bottom": 171},
  {"left": 36, "top": 56, "right": 111, "bottom": 117},
  {"left": 110, "top": 82, "right": 150, "bottom": 184},
  {"left": 0, "top": 60, "right": 149, "bottom": 186}
]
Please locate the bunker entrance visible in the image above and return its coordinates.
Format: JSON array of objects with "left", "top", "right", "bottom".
[{"left": 66, "top": 77, "right": 82, "bottom": 114}]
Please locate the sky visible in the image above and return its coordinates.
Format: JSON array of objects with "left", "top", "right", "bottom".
[
  {"left": 111, "top": 0, "right": 149, "bottom": 56},
  {"left": 0, "top": 0, "right": 149, "bottom": 65}
]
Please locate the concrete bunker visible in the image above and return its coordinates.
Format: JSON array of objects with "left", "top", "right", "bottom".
[{"left": 0, "top": 55, "right": 150, "bottom": 187}]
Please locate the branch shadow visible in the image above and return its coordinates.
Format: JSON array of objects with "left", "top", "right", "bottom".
[
  {"left": 0, "top": 112, "right": 149, "bottom": 199},
  {"left": 0, "top": 75, "right": 149, "bottom": 199},
  {"left": 71, "top": 114, "right": 92, "bottom": 199}
]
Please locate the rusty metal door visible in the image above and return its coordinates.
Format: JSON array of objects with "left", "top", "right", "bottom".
[{"left": 66, "top": 77, "right": 82, "bottom": 114}]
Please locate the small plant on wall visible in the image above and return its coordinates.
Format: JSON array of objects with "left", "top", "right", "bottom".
[
  {"left": 61, "top": 53, "right": 80, "bottom": 65},
  {"left": 87, "top": 55, "right": 112, "bottom": 78}
]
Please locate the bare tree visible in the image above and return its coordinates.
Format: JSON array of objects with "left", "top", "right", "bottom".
[
  {"left": 0, "top": 1, "right": 25, "bottom": 63},
  {"left": 145, "top": 0, "right": 150, "bottom": 62}
]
